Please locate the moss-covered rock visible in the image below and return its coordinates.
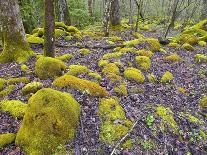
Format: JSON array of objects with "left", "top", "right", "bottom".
[
  {"left": 199, "top": 96, "right": 207, "bottom": 109},
  {"left": 194, "top": 54, "right": 207, "bottom": 63},
  {"left": 114, "top": 83, "right": 128, "bottom": 96},
  {"left": 0, "top": 100, "right": 27, "bottom": 118},
  {"left": 53, "top": 75, "right": 108, "bottom": 97},
  {"left": 147, "top": 73, "right": 157, "bottom": 83},
  {"left": 35, "top": 57, "right": 67, "bottom": 79},
  {"left": 160, "top": 71, "right": 174, "bottom": 83},
  {"left": 55, "top": 22, "right": 68, "bottom": 29},
  {"left": 164, "top": 54, "right": 181, "bottom": 62},
  {"left": 198, "top": 41, "right": 206, "bottom": 47},
  {"left": 22, "top": 82, "right": 43, "bottom": 95},
  {"left": 144, "top": 38, "right": 161, "bottom": 52},
  {"left": 55, "top": 29, "right": 65, "bottom": 38},
  {"left": 102, "top": 63, "right": 120, "bottom": 75},
  {"left": 124, "top": 67, "right": 145, "bottom": 83},
  {"left": 182, "top": 43, "right": 195, "bottom": 51},
  {"left": 56, "top": 54, "right": 73, "bottom": 61},
  {"left": 98, "top": 59, "right": 109, "bottom": 67},
  {"left": 27, "top": 36, "right": 44, "bottom": 44},
  {"left": 67, "top": 65, "right": 89, "bottom": 76},
  {"left": 79, "top": 48, "right": 91, "bottom": 55},
  {"left": 21, "top": 64, "right": 29, "bottom": 72},
  {"left": 7, "top": 77, "right": 30, "bottom": 85},
  {"left": 179, "top": 34, "right": 198, "bottom": 45},
  {"left": 0, "top": 133, "right": 16, "bottom": 149},
  {"left": 135, "top": 56, "right": 151, "bottom": 70},
  {"left": 64, "top": 36, "right": 73, "bottom": 41},
  {"left": 15, "top": 88, "right": 80, "bottom": 155},
  {"left": 167, "top": 42, "right": 179, "bottom": 48},
  {"left": 102, "top": 51, "right": 123, "bottom": 60},
  {"left": 0, "top": 85, "right": 15, "bottom": 98},
  {"left": 88, "top": 72, "right": 102, "bottom": 81},
  {"left": 134, "top": 49, "right": 154, "bottom": 58},
  {"left": 0, "top": 78, "right": 7, "bottom": 90}
]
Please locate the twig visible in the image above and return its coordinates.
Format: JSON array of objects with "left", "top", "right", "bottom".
[{"left": 110, "top": 120, "right": 139, "bottom": 155}]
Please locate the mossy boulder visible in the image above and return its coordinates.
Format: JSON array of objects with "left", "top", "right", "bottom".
[
  {"left": 199, "top": 96, "right": 207, "bottom": 109},
  {"left": 21, "top": 82, "right": 43, "bottom": 95},
  {"left": 98, "top": 59, "right": 109, "bottom": 67},
  {"left": 56, "top": 54, "right": 73, "bottom": 61},
  {"left": 144, "top": 38, "right": 161, "bottom": 52},
  {"left": 182, "top": 43, "right": 195, "bottom": 51},
  {"left": 124, "top": 67, "right": 145, "bottom": 83},
  {"left": 0, "top": 100, "right": 27, "bottom": 118},
  {"left": 88, "top": 72, "right": 102, "bottom": 81},
  {"left": 7, "top": 77, "right": 30, "bottom": 85},
  {"left": 161, "top": 71, "right": 174, "bottom": 83},
  {"left": 179, "top": 34, "right": 198, "bottom": 45},
  {"left": 198, "top": 41, "right": 206, "bottom": 47},
  {"left": 53, "top": 75, "right": 109, "bottom": 97},
  {"left": 55, "top": 29, "right": 66, "bottom": 38},
  {"left": 21, "top": 64, "right": 29, "bottom": 72},
  {"left": 35, "top": 57, "right": 67, "bottom": 79},
  {"left": 114, "top": 83, "right": 128, "bottom": 96},
  {"left": 27, "top": 36, "right": 44, "bottom": 44},
  {"left": 164, "top": 54, "right": 181, "bottom": 62},
  {"left": 194, "top": 54, "right": 207, "bottom": 63},
  {"left": 0, "top": 85, "right": 15, "bottom": 98},
  {"left": 79, "top": 48, "right": 91, "bottom": 55},
  {"left": 67, "top": 65, "right": 89, "bottom": 76},
  {"left": 102, "top": 63, "right": 120, "bottom": 75},
  {"left": 134, "top": 49, "right": 153, "bottom": 58},
  {"left": 0, "top": 78, "right": 7, "bottom": 90},
  {"left": 135, "top": 56, "right": 151, "bottom": 70},
  {"left": 0, "top": 133, "right": 16, "bottom": 149},
  {"left": 167, "top": 42, "right": 179, "bottom": 48},
  {"left": 15, "top": 88, "right": 80, "bottom": 155}
]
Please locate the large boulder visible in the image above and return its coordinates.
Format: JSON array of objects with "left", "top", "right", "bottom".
[{"left": 15, "top": 88, "right": 80, "bottom": 155}]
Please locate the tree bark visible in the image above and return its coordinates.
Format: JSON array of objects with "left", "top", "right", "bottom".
[
  {"left": 201, "top": 0, "right": 207, "bottom": 19},
  {"left": 88, "top": 0, "right": 93, "bottom": 17},
  {"left": 110, "top": 0, "right": 120, "bottom": 26},
  {"left": 44, "top": 0, "right": 55, "bottom": 57},
  {"left": 103, "top": 0, "right": 112, "bottom": 36},
  {"left": 0, "top": 0, "right": 33, "bottom": 63}
]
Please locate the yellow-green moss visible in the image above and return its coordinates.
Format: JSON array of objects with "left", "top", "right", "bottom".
[
  {"left": 140, "top": 24, "right": 150, "bottom": 31},
  {"left": 182, "top": 43, "right": 195, "bottom": 51},
  {"left": 134, "top": 49, "right": 154, "bottom": 58},
  {"left": 0, "top": 133, "right": 16, "bottom": 148},
  {"left": 0, "top": 78, "right": 7, "bottom": 90},
  {"left": 199, "top": 96, "right": 207, "bottom": 109},
  {"left": 191, "top": 20, "right": 207, "bottom": 30},
  {"left": 135, "top": 56, "right": 151, "bottom": 70},
  {"left": 35, "top": 57, "right": 67, "bottom": 79},
  {"left": 56, "top": 54, "right": 73, "bottom": 61},
  {"left": 21, "top": 64, "right": 29, "bottom": 72},
  {"left": 88, "top": 72, "right": 102, "bottom": 81},
  {"left": 53, "top": 75, "right": 108, "bottom": 97},
  {"left": 113, "top": 61, "right": 124, "bottom": 68},
  {"left": 114, "top": 83, "right": 128, "bottom": 96},
  {"left": 123, "top": 39, "right": 140, "bottom": 47},
  {"left": 198, "top": 41, "right": 206, "bottom": 47},
  {"left": 64, "top": 36, "right": 73, "bottom": 41},
  {"left": 0, "top": 100, "right": 27, "bottom": 118},
  {"left": 160, "top": 71, "right": 174, "bottom": 83},
  {"left": 102, "top": 52, "right": 123, "bottom": 60},
  {"left": 55, "top": 29, "right": 66, "bottom": 38},
  {"left": 107, "top": 40, "right": 115, "bottom": 45},
  {"left": 98, "top": 59, "right": 109, "bottom": 67},
  {"left": 119, "top": 47, "right": 135, "bottom": 53},
  {"left": 55, "top": 22, "right": 68, "bottom": 29},
  {"left": 67, "top": 65, "right": 89, "bottom": 76},
  {"left": 194, "top": 54, "right": 207, "bottom": 63},
  {"left": 122, "top": 139, "right": 133, "bottom": 149},
  {"left": 21, "top": 82, "right": 43, "bottom": 95},
  {"left": 7, "top": 77, "right": 30, "bottom": 85},
  {"left": 15, "top": 88, "right": 80, "bottom": 155},
  {"left": 164, "top": 54, "right": 181, "bottom": 62},
  {"left": 124, "top": 67, "right": 145, "bottom": 83},
  {"left": 144, "top": 38, "right": 161, "bottom": 52},
  {"left": 179, "top": 34, "right": 198, "bottom": 45},
  {"left": 106, "top": 73, "right": 123, "bottom": 83},
  {"left": 98, "top": 98, "right": 132, "bottom": 144},
  {"left": 167, "top": 42, "right": 179, "bottom": 48},
  {"left": 156, "top": 105, "right": 178, "bottom": 131},
  {"left": 177, "top": 87, "right": 186, "bottom": 94},
  {"left": 27, "top": 36, "right": 44, "bottom": 44},
  {"left": 102, "top": 63, "right": 120, "bottom": 75},
  {"left": 0, "top": 85, "right": 15, "bottom": 98},
  {"left": 147, "top": 73, "right": 157, "bottom": 83},
  {"left": 32, "top": 28, "right": 44, "bottom": 37},
  {"left": 109, "top": 36, "right": 122, "bottom": 42},
  {"left": 79, "top": 48, "right": 91, "bottom": 55},
  {"left": 200, "top": 34, "right": 207, "bottom": 42}
]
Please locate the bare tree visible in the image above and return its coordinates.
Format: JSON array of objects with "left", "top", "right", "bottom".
[
  {"left": 201, "top": 0, "right": 207, "bottom": 19},
  {"left": 110, "top": 0, "right": 121, "bottom": 26},
  {"left": 88, "top": 0, "right": 93, "bottom": 17},
  {"left": 44, "top": 0, "right": 55, "bottom": 57}
]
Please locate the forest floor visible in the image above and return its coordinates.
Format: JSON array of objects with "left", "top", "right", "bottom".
[{"left": 0, "top": 25, "right": 207, "bottom": 155}]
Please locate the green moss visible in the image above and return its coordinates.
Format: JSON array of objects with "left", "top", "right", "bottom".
[
  {"left": 0, "top": 85, "right": 15, "bottom": 98},
  {"left": 102, "top": 63, "right": 120, "bottom": 75},
  {"left": 107, "top": 40, "right": 115, "bottom": 45},
  {"left": 102, "top": 52, "right": 123, "bottom": 60},
  {"left": 109, "top": 36, "right": 122, "bottom": 42},
  {"left": 167, "top": 42, "right": 179, "bottom": 48},
  {"left": 122, "top": 139, "right": 133, "bottom": 149},
  {"left": 194, "top": 54, "right": 207, "bottom": 63},
  {"left": 182, "top": 43, "right": 195, "bottom": 51},
  {"left": 135, "top": 56, "right": 151, "bottom": 70},
  {"left": 79, "top": 48, "right": 91, "bottom": 55},
  {"left": 0, "top": 78, "right": 7, "bottom": 90},
  {"left": 15, "top": 88, "right": 80, "bottom": 155},
  {"left": 164, "top": 54, "right": 181, "bottom": 62},
  {"left": 22, "top": 82, "right": 43, "bottom": 95},
  {"left": 27, "top": 36, "right": 44, "bottom": 44},
  {"left": 160, "top": 71, "right": 174, "bottom": 83},
  {"left": 98, "top": 59, "right": 109, "bottom": 67},
  {"left": 147, "top": 73, "right": 157, "bottom": 83},
  {"left": 134, "top": 49, "right": 154, "bottom": 58},
  {"left": 200, "top": 34, "right": 207, "bottom": 42},
  {"left": 55, "top": 29, "right": 65, "bottom": 38},
  {"left": 56, "top": 54, "right": 73, "bottom": 61},
  {"left": 64, "top": 36, "right": 73, "bottom": 41},
  {"left": 32, "top": 28, "right": 44, "bottom": 37},
  {"left": 179, "top": 34, "right": 198, "bottom": 45},
  {"left": 88, "top": 72, "right": 102, "bottom": 81},
  {"left": 144, "top": 38, "right": 161, "bottom": 52},
  {"left": 124, "top": 67, "right": 145, "bottom": 83},
  {"left": 0, "top": 133, "right": 16, "bottom": 149},
  {"left": 199, "top": 96, "right": 207, "bottom": 109},
  {"left": 98, "top": 98, "right": 132, "bottom": 144},
  {"left": 198, "top": 41, "right": 206, "bottom": 47},
  {"left": 156, "top": 105, "right": 178, "bottom": 131},
  {"left": 191, "top": 20, "right": 207, "bottom": 31},
  {"left": 67, "top": 65, "right": 89, "bottom": 76},
  {"left": 21, "top": 64, "right": 29, "bottom": 72},
  {"left": 114, "top": 83, "right": 128, "bottom": 96},
  {"left": 123, "top": 39, "right": 140, "bottom": 47},
  {"left": 0, "top": 100, "right": 27, "bottom": 118},
  {"left": 53, "top": 75, "right": 109, "bottom": 97},
  {"left": 35, "top": 57, "right": 67, "bottom": 79},
  {"left": 55, "top": 22, "right": 68, "bottom": 29},
  {"left": 7, "top": 77, "right": 30, "bottom": 85},
  {"left": 140, "top": 24, "right": 150, "bottom": 31}
]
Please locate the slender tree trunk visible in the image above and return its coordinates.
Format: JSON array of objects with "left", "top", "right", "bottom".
[
  {"left": 103, "top": 0, "right": 112, "bottom": 36},
  {"left": 88, "top": 0, "right": 93, "bottom": 17},
  {"left": 110, "top": 0, "right": 120, "bottom": 26},
  {"left": 44, "top": 0, "right": 55, "bottom": 57},
  {"left": 129, "top": 0, "right": 133, "bottom": 25},
  {"left": 0, "top": 0, "right": 33, "bottom": 63},
  {"left": 201, "top": 0, "right": 207, "bottom": 19}
]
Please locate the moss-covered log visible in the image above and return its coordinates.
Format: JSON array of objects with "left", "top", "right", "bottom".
[{"left": 0, "top": 0, "right": 34, "bottom": 63}]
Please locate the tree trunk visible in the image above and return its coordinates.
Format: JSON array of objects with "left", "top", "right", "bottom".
[
  {"left": 44, "top": 0, "right": 55, "bottom": 57},
  {"left": 110, "top": 0, "right": 120, "bottom": 26},
  {"left": 201, "top": 0, "right": 207, "bottom": 19},
  {"left": 129, "top": 0, "right": 133, "bottom": 25},
  {"left": 88, "top": 0, "right": 93, "bottom": 17},
  {"left": 55, "top": 0, "right": 71, "bottom": 25},
  {"left": 103, "top": 0, "right": 112, "bottom": 36},
  {"left": 0, "top": 0, "right": 33, "bottom": 63}
]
